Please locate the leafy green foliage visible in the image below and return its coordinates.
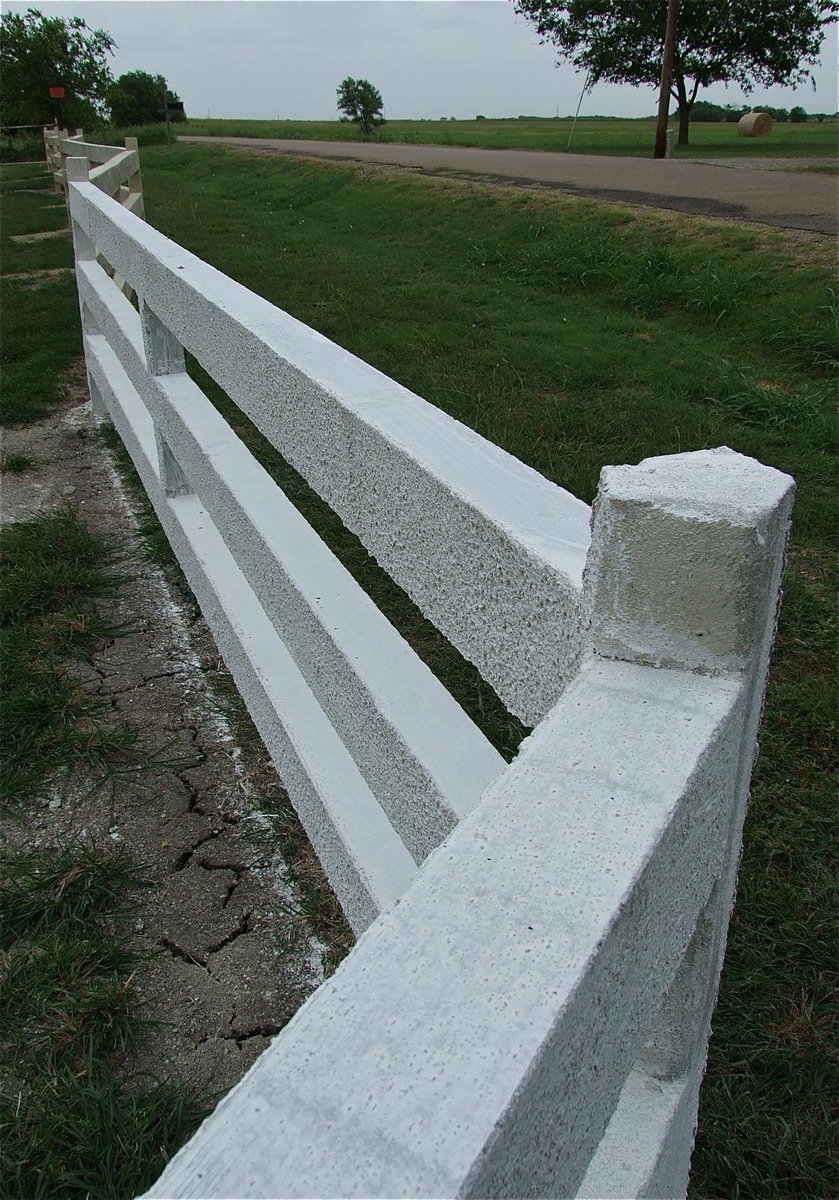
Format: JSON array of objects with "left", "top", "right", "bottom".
[
  {"left": 336, "top": 76, "right": 385, "bottom": 135},
  {"left": 513, "top": 0, "right": 839, "bottom": 143},
  {"left": 107, "top": 70, "right": 185, "bottom": 127},
  {"left": 0, "top": 7, "right": 114, "bottom": 128}
]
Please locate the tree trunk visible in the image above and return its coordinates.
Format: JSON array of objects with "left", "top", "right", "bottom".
[{"left": 674, "top": 73, "right": 690, "bottom": 145}]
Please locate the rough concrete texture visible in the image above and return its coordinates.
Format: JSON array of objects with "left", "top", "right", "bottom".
[
  {"left": 83, "top": 326, "right": 417, "bottom": 933},
  {"left": 62, "top": 180, "right": 793, "bottom": 1197},
  {"left": 585, "top": 447, "right": 795, "bottom": 677},
  {"left": 70, "top": 180, "right": 593, "bottom": 726},
  {"left": 147, "top": 448, "right": 791, "bottom": 1200},
  {"left": 146, "top": 657, "right": 746, "bottom": 1200},
  {"left": 1, "top": 377, "right": 328, "bottom": 1099}
]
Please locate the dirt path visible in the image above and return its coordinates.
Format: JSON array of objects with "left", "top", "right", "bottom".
[
  {"left": 181, "top": 136, "right": 839, "bottom": 234},
  {"left": 1, "top": 367, "right": 335, "bottom": 1098}
]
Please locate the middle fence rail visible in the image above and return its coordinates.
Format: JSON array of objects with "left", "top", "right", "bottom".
[{"left": 63, "top": 153, "right": 793, "bottom": 1199}]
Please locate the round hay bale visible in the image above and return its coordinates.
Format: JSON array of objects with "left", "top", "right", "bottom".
[{"left": 738, "top": 111, "right": 774, "bottom": 137}]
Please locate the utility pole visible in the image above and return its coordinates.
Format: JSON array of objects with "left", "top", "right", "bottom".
[
  {"left": 162, "top": 80, "right": 172, "bottom": 146},
  {"left": 654, "top": 0, "right": 678, "bottom": 159}
]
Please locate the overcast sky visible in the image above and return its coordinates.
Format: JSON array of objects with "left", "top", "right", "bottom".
[{"left": 8, "top": 1, "right": 839, "bottom": 121}]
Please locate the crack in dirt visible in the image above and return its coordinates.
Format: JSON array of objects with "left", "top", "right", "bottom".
[
  {"left": 170, "top": 829, "right": 221, "bottom": 871},
  {"left": 159, "top": 936, "right": 208, "bottom": 968},
  {"left": 207, "top": 910, "right": 253, "bottom": 954}
]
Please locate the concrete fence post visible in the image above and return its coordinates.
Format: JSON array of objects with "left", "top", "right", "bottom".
[
  {"left": 124, "top": 135, "right": 146, "bottom": 219},
  {"left": 66, "top": 157, "right": 94, "bottom": 258},
  {"left": 140, "top": 301, "right": 192, "bottom": 497},
  {"left": 581, "top": 446, "right": 794, "bottom": 1196}
]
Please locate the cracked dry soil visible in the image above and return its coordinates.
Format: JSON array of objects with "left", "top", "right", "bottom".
[{"left": 1, "top": 366, "right": 334, "bottom": 1098}]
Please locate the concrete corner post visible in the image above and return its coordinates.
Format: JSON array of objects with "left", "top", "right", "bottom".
[
  {"left": 582, "top": 447, "right": 794, "bottom": 1196},
  {"left": 584, "top": 446, "right": 793, "bottom": 681}
]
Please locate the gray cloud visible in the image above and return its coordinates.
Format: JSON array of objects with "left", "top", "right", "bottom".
[{"left": 8, "top": 1, "right": 838, "bottom": 121}]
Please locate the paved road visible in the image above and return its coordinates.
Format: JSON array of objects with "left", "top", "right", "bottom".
[{"left": 181, "top": 136, "right": 838, "bottom": 234}]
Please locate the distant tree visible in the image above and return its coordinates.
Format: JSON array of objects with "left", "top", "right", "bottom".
[
  {"left": 789, "top": 104, "right": 808, "bottom": 122},
  {"left": 336, "top": 77, "right": 385, "bottom": 135},
  {"left": 513, "top": 0, "right": 838, "bottom": 146},
  {"left": 691, "top": 99, "right": 727, "bottom": 121},
  {"left": 108, "top": 71, "right": 185, "bottom": 126},
  {"left": 0, "top": 7, "right": 114, "bottom": 129}
]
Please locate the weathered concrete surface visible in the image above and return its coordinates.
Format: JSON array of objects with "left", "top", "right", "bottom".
[
  {"left": 146, "top": 450, "right": 792, "bottom": 1200},
  {"left": 180, "top": 137, "right": 839, "bottom": 234}
]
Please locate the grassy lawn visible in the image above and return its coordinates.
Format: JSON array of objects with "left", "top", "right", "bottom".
[
  {"left": 133, "top": 142, "right": 836, "bottom": 1199},
  {"left": 180, "top": 114, "right": 839, "bottom": 159}
]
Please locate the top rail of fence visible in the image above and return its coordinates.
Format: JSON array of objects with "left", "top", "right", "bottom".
[{"left": 69, "top": 176, "right": 592, "bottom": 725}]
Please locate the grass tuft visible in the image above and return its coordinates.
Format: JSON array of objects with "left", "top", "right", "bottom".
[
  {"left": 0, "top": 450, "right": 36, "bottom": 473},
  {"left": 0, "top": 841, "right": 209, "bottom": 1199},
  {"left": 0, "top": 505, "right": 195, "bottom": 810}
]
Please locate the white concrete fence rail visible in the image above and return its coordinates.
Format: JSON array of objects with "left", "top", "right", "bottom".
[
  {"left": 62, "top": 153, "right": 793, "bottom": 1199},
  {"left": 45, "top": 126, "right": 145, "bottom": 216}
]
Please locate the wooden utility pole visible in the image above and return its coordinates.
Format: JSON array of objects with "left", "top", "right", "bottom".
[{"left": 654, "top": 0, "right": 679, "bottom": 159}]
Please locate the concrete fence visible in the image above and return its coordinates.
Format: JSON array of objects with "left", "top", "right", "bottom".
[
  {"left": 45, "top": 126, "right": 144, "bottom": 216},
  {"left": 63, "top": 154, "right": 793, "bottom": 1199}
]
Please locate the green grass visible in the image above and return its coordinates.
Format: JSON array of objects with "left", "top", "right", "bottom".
[
  {"left": 132, "top": 142, "right": 836, "bottom": 1198},
  {"left": 0, "top": 507, "right": 146, "bottom": 810},
  {"left": 179, "top": 114, "right": 839, "bottom": 158},
  {"left": 0, "top": 842, "right": 210, "bottom": 1199},
  {"left": 0, "top": 450, "right": 36, "bottom": 473},
  {"left": 0, "top": 163, "right": 79, "bottom": 424}
]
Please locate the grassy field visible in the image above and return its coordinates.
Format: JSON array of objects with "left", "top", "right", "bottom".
[
  {"left": 179, "top": 114, "right": 839, "bottom": 158},
  {"left": 133, "top": 142, "right": 836, "bottom": 1199}
]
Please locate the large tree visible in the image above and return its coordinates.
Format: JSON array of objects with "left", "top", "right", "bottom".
[
  {"left": 0, "top": 7, "right": 114, "bottom": 130},
  {"left": 336, "top": 77, "right": 385, "bottom": 136},
  {"left": 107, "top": 71, "right": 185, "bottom": 126},
  {"left": 513, "top": 0, "right": 838, "bottom": 145}
]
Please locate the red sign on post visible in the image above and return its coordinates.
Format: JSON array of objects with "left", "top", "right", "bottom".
[{"left": 49, "top": 86, "right": 65, "bottom": 99}]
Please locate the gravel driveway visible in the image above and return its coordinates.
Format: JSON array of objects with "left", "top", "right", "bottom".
[{"left": 181, "top": 136, "right": 838, "bottom": 234}]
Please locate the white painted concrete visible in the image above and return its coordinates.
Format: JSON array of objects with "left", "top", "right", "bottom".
[
  {"left": 79, "top": 262, "right": 505, "bottom": 863},
  {"left": 84, "top": 331, "right": 416, "bottom": 931},
  {"left": 69, "top": 180, "right": 591, "bottom": 725},
  {"left": 144, "top": 656, "right": 747, "bottom": 1200},
  {"left": 585, "top": 447, "right": 793, "bottom": 678},
  {"left": 65, "top": 172, "right": 793, "bottom": 1199}
]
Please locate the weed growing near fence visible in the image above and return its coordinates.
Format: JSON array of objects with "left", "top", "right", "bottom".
[
  {"left": 136, "top": 143, "right": 837, "bottom": 1199},
  {"left": 0, "top": 507, "right": 145, "bottom": 809},
  {"left": 0, "top": 842, "right": 210, "bottom": 1199},
  {"left": 0, "top": 450, "right": 36, "bottom": 473}
]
